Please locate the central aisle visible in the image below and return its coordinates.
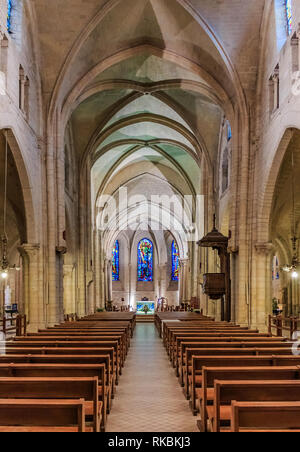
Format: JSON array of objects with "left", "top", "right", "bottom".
[{"left": 106, "top": 323, "right": 198, "bottom": 432}]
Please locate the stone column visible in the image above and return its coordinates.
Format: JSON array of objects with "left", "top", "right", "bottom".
[
  {"left": 159, "top": 264, "right": 167, "bottom": 299},
  {"left": 18, "top": 244, "right": 41, "bottom": 332},
  {"left": 254, "top": 242, "right": 274, "bottom": 331},
  {"left": 107, "top": 260, "right": 113, "bottom": 302},
  {"left": 94, "top": 231, "right": 101, "bottom": 310},
  {"left": 179, "top": 259, "right": 189, "bottom": 303},
  {"left": 19, "top": 68, "right": 26, "bottom": 112},
  {"left": 104, "top": 258, "right": 113, "bottom": 304},
  {"left": 63, "top": 264, "right": 75, "bottom": 314}
]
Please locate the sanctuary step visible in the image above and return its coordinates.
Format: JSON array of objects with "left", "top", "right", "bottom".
[{"left": 136, "top": 315, "right": 155, "bottom": 323}]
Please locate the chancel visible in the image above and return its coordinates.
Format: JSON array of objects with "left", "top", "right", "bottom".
[{"left": 0, "top": 0, "right": 300, "bottom": 434}]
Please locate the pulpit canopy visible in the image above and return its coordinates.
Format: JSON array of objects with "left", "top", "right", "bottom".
[{"left": 197, "top": 216, "right": 228, "bottom": 250}]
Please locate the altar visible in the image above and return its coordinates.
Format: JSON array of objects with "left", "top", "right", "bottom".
[{"left": 136, "top": 301, "right": 155, "bottom": 315}]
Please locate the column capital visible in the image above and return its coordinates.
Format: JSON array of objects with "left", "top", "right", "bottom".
[
  {"left": 63, "top": 264, "right": 74, "bottom": 277},
  {"left": 56, "top": 246, "right": 67, "bottom": 255},
  {"left": 228, "top": 243, "right": 239, "bottom": 254},
  {"left": 255, "top": 242, "right": 274, "bottom": 256},
  {"left": 18, "top": 243, "right": 40, "bottom": 257},
  {"left": 179, "top": 258, "right": 189, "bottom": 267}
]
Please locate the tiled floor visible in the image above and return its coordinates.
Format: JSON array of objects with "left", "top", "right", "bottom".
[{"left": 106, "top": 324, "right": 199, "bottom": 432}]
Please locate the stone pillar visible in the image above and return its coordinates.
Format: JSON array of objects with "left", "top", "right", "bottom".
[
  {"left": 19, "top": 68, "right": 26, "bottom": 112},
  {"left": 18, "top": 244, "right": 42, "bottom": 332},
  {"left": 179, "top": 259, "right": 189, "bottom": 303},
  {"left": 94, "top": 231, "right": 101, "bottom": 310},
  {"left": 254, "top": 242, "right": 274, "bottom": 330},
  {"left": 107, "top": 260, "right": 113, "bottom": 302},
  {"left": 100, "top": 248, "right": 105, "bottom": 309},
  {"left": 63, "top": 264, "right": 75, "bottom": 314},
  {"left": 104, "top": 258, "right": 113, "bottom": 304},
  {"left": 159, "top": 264, "right": 167, "bottom": 299}
]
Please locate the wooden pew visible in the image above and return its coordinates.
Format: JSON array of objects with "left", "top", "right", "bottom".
[
  {"left": 172, "top": 335, "right": 287, "bottom": 368},
  {"left": 0, "top": 399, "right": 88, "bottom": 432},
  {"left": 0, "top": 363, "right": 107, "bottom": 431},
  {"left": 182, "top": 347, "right": 294, "bottom": 400},
  {"left": 0, "top": 353, "right": 114, "bottom": 408},
  {"left": 231, "top": 401, "right": 300, "bottom": 432},
  {"left": 34, "top": 329, "right": 131, "bottom": 347},
  {"left": 1, "top": 346, "right": 119, "bottom": 385},
  {"left": 177, "top": 341, "right": 292, "bottom": 382},
  {"left": 211, "top": 380, "right": 300, "bottom": 432},
  {"left": 189, "top": 355, "right": 300, "bottom": 416},
  {"left": 167, "top": 330, "right": 270, "bottom": 354},
  {"left": 200, "top": 367, "right": 300, "bottom": 432},
  {"left": 25, "top": 331, "right": 130, "bottom": 353},
  {"left": 0, "top": 377, "right": 101, "bottom": 432},
  {"left": 3, "top": 341, "right": 122, "bottom": 378},
  {"left": 13, "top": 336, "right": 127, "bottom": 366},
  {"left": 165, "top": 328, "right": 265, "bottom": 353}
]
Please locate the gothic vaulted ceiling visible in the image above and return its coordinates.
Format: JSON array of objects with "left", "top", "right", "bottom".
[{"left": 31, "top": 0, "right": 265, "bottom": 250}]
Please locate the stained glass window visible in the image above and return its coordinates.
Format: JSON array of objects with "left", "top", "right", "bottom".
[
  {"left": 227, "top": 122, "right": 232, "bottom": 141},
  {"left": 272, "top": 256, "right": 280, "bottom": 281},
  {"left": 7, "top": 0, "right": 12, "bottom": 33},
  {"left": 172, "top": 241, "right": 179, "bottom": 281},
  {"left": 286, "top": 0, "right": 292, "bottom": 35},
  {"left": 112, "top": 240, "right": 120, "bottom": 281},
  {"left": 137, "top": 239, "right": 153, "bottom": 282}
]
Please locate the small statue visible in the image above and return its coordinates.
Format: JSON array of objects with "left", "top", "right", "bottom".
[{"left": 143, "top": 305, "right": 150, "bottom": 315}]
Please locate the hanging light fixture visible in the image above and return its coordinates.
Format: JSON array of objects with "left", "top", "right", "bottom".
[
  {"left": 0, "top": 130, "right": 19, "bottom": 280},
  {"left": 282, "top": 149, "right": 300, "bottom": 278}
]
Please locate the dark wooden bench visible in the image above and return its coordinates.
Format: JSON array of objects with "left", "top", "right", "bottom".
[
  {"left": 167, "top": 329, "right": 266, "bottom": 355},
  {"left": 0, "top": 363, "right": 107, "bottom": 431},
  {"left": 29, "top": 330, "right": 130, "bottom": 348},
  {"left": 211, "top": 380, "right": 300, "bottom": 432},
  {"left": 231, "top": 401, "right": 300, "bottom": 432},
  {"left": 166, "top": 327, "right": 262, "bottom": 354},
  {"left": 0, "top": 377, "right": 101, "bottom": 431},
  {"left": 0, "top": 353, "right": 114, "bottom": 410},
  {"left": 200, "top": 366, "right": 300, "bottom": 432},
  {"left": 0, "top": 399, "right": 88, "bottom": 432},
  {"left": 189, "top": 354, "right": 300, "bottom": 412},
  {"left": 3, "top": 340, "right": 122, "bottom": 378},
  {"left": 177, "top": 341, "right": 292, "bottom": 380},
  {"left": 13, "top": 336, "right": 126, "bottom": 365}
]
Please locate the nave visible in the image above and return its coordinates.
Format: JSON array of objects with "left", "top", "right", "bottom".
[
  {"left": 0, "top": 311, "right": 298, "bottom": 432},
  {"left": 106, "top": 323, "right": 198, "bottom": 433}
]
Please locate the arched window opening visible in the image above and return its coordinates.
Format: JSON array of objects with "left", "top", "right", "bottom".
[
  {"left": 171, "top": 240, "right": 179, "bottom": 281},
  {"left": 7, "top": 0, "right": 12, "bottom": 33},
  {"left": 227, "top": 122, "right": 232, "bottom": 142},
  {"left": 137, "top": 239, "right": 153, "bottom": 282},
  {"left": 272, "top": 256, "right": 280, "bottom": 281},
  {"left": 222, "top": 148, "right": 229, "bottom": 194},
  {"left": 286, "top": 0, "right": 292, "bottom": 35},
  {"left": 112, "top": 240, "right": 120, "bottom": 281}
]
